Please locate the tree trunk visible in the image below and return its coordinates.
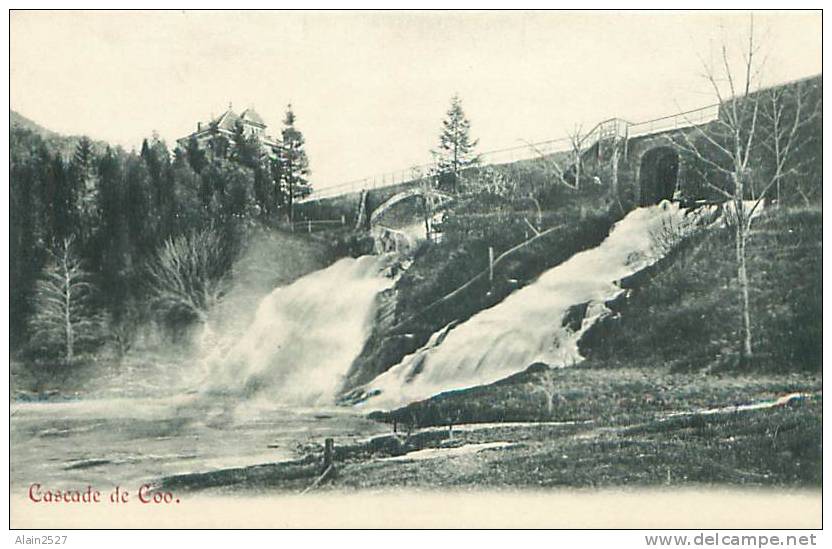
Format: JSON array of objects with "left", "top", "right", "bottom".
[
  {"left": 736, "top": 218, "right": 753, "bottom": 368},
  {"left": 287, "top": 177, "right": 294, "bottom": 223},
  {"left": 64, "top": 264, "right": 74, "bottom": 364}
]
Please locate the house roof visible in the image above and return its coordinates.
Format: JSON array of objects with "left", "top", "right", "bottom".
[
  {"left": 210, "top": 108, "right": 240, "bottom": 131},
  {"left": 241, "top": 108, "right": 266, "bottom": 127},
  {"left": 179, "top": 105, "right": 277, "bottom": 147}
]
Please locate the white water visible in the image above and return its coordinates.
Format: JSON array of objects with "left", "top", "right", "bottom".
[
  {"left": 360, "top": 202, "right": 714, "bottom": 410},
  {"left": 10, "top": 256, "right": 398, "bottom": 492},
  {"left": 201, "top": 254, "right": 396, "bottom": 405}
]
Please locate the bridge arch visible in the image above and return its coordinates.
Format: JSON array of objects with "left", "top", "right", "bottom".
[
  {"left": 369, "top": 187, "right": 454, "bottom": 227},
  {"left": 638, "top": 146, "right": 679, "bottom": 205}
]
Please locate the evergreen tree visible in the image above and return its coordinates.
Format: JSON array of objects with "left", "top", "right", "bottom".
[
  {"left": 231, "top": 121, "right": 263, "bottom": 169},
  {"left": 252, "top": 165, "right": 274, "bottom": 218},
  {"left": 140, "top": 133, "right": 176, "bottom": 239},
  {"left": 10, "top": 129, "right": 52, "bottom": 346},
  {"left": 95, "top": 147, "right": 131, "bottom": 317},
  {"left": 185, "top": 135, "right": 208, "bottom": 174},
  {"left": 123, "top": 156, "right": 153, "bottom": 258},
  {"left": 433, "top": 94, "right": 479, "bottom": 193},
  {"left": 277, "top": 104, "right": 310, "bottom": 221},
  {"left": 170, "top": 152, "right": 207, "bottom": 232},
  {"left": 10, "top": 159, "right": 45, "bottom": 346},
  {"left": 71, "top": 136, "right": 99, "bottom": 240},
  {"left": 45, "top": 154, "right": 79, "bottom": 244}
]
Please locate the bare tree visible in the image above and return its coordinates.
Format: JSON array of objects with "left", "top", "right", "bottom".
[
  {"left": 530, "top": 366, "right": 560, "bottom": 416},
  {"left": 670, "top": 18, "right": 761, "bottom": 367},
  {"left": 146, "top": 228, "right": 234, "bottom": 323},
  {"left": 567, "top": 125, "right": 585, "bottom": 191},
  {"left": 759, "top": 79, "right": 821, "bottom": 206},
  {"left": 670, "top": 16, "right": 817, "bottom": 367},
  {"left": 522, "top": 124, "right": 585, "bottom": 191},
  {"left": 30, "top": 238, "right": 102, "bottom": 363}
]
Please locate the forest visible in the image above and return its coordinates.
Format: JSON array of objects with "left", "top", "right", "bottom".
[{"left": 9, "top": 105, "right": 311, "bottom": 363}]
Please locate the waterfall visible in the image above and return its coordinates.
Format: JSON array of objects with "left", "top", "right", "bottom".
[
  {"left": 201, "top": 254, "right": 396, "bottom": 405},
  {"left": 358, "top": 202, "right": 714, "bottom": 411}
]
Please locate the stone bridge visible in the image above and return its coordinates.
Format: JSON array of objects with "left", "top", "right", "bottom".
[
  {"left": 297, "top": 108, "right": 719, "bottom": 229},
  {"left": 294, "top": 74, "right": 820, "bottom": 228},
  {"left": 368, "top": 186, "right": 454, "bottom": 227}
]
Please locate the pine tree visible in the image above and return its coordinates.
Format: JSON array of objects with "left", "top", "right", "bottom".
[
  {"left": 71, "top": 136, "right": 99, "bottom": 239},
  {"left": 29, "top": 238, "right": 102, "bottom": 363},
  {"left": 140, "top": 133, "right": 176, "bottom": 239},
  {"left": 95, "top": 147, "right": 131, "bottom": 317},
  {"left": 10, "top": 158, "right": 45, "bottom": 346},
  {"left": 277, "top": 104, "right": 310, "bottom": 221},
  {"left": 185, "top": 135, "right": 208, "bottom": 175},
  {"left": 123, "top": 156, "right": 153, "bottom": 258},
  {"left": 46, "top": 153, "right": 79, "bottom": 244},
  {"left": 433, "top": 94, "right": 479, "bottom": 193},
  {"left": 231, "top": 121, "right": 263, "bottom": 169}
]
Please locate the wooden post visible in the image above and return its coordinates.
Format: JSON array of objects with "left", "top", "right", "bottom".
[
  {"left": 393, "top": 419, "right": 398, "bottom": 433},
  {"left": 341, "top": 214, "right": 346, "bottom": 226},
  {"left": 322, "top": 438, "right": 334, "bottom": 472},
  {"left": 488, "top": 246, "right": 494, "bottom": 286},
  {"left": 307, "top": 220, "right": 312, "bottom": 233}
]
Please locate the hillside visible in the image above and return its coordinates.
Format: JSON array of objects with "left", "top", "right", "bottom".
[
  {"left": 10, "top": 109, "right": 113, "bottom": 157},
  {"left": 11, "top": 110, "right": 60, "bottom": 137},
  {"left": 353, "top": 204, "right": 821, "bottom": 487},
  {"left": 368, "top": 203, "right": 822, "bottom": 420},
  {"left": 580, "top": 205, "right": 822, "bottom": 373}
]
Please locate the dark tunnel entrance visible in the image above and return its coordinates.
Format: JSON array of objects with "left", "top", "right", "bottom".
[{"left": 639, "top": 147, "right": 679, "bottom": 205}]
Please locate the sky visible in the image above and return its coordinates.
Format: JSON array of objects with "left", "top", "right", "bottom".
[{"left": 10, "top": 10, "right": 822, "bottom": 190}]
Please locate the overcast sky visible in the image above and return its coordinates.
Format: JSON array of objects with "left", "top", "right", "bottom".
[{"left": 10, "top": 10, "right": 822, "bottom": 189}]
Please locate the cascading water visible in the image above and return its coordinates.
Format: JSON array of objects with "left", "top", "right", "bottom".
[
  {"left": 201, "top": 254, "right": 397, "bottom": 405},
  {"left": 358, "top": 202, "right": 715, "bottom": 411}
]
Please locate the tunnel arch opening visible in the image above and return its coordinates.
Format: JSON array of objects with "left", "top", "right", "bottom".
[{"left": 639, "top": 147, "right": 679, "bottom": 205}]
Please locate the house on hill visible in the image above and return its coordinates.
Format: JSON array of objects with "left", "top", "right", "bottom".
[{"left": 177, "top": 104, "right": 280, "bottom": 157}]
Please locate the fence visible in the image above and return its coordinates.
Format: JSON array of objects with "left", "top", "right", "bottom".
[
  {"left": 628, "top": 104, "right": 719, "bottom": 138},
  {"left": 299, "top": 102, "right": 722, "bottom": 204},
  {"left": 290, "top": 217, "right": 348, "bottom": 233}
]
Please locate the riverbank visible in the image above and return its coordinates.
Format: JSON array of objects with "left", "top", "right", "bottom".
[{"left": 155, "top": 368, "right": 821, "bottom": 494}]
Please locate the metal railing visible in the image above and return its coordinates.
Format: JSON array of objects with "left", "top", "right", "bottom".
[
  {"left": 628, "top": 104, "right": 719, "bottom": 138},
  {"left": 299, "top": 103, "right": 722, "bottom": 203}
]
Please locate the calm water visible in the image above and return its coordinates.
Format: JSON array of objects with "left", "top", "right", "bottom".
[
  {"left": 10, "top": 394, "right": 387, "bottom": 493},
  {"left": 11, "top": 255, "right": 399, "bottom": 495}
]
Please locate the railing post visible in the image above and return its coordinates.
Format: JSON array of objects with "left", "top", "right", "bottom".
[
  {"left": 322, "top": 437, "right": 334, "bottom": 473},
  {"left": 488, "top": 246, "right": 494, "bottom": 287}
]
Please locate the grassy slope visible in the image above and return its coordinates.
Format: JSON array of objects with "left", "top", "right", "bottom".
[
  {"left": 347, "top": 204, "right": 822, "bottom": 488},
  {"left": 580, "top": 205, "right": 822, "bottom": 373},
  {"left": 344, "top": 182, "right": 621, "bottom": 390},
  {"left": 152, "top": 202, "right": 822, "bottom": 495},
  {"left": 334, "top": 398, "right": 821, "bottom": 490},
  {"left": 161, "top": 379, "right": 821, "bottom": 493}
]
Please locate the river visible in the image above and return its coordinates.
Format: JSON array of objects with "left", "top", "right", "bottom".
[{"left": 11, "top": 395, "right": 387, "bottom": 492}]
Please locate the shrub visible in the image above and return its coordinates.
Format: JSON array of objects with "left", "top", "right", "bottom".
[{"left": 145, "top": 228, "right": 237, "bottom": 325}]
